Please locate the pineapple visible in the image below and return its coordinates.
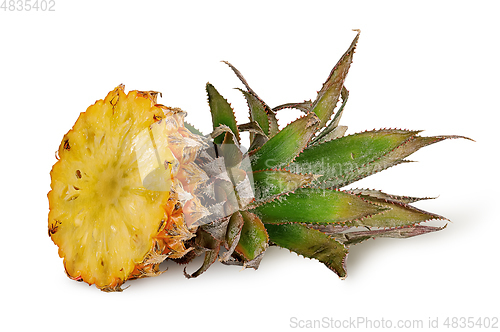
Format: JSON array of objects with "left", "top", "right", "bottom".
[
  {"left": 48, "top": 86, "right": 209, "bottom": 291},
  {"left": 48, "top": 30, "right": 470, "bottom": 290}
]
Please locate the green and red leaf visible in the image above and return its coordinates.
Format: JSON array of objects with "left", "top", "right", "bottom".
[
  {"left": 289, "top": 129, "right": 420, "bottom": 186},
  {"left": 251, "top": 188, "right": 386, "bottom": 225},
  {"left": 348, "top": 188, "right": 436, "bottom": 204},
  {"left": 346, "top": 189, "right": 447, "bottom": 228},
  {"left": 251, "top": 170, "right": 319, "bottom": 202},
  {"left": 327, "top": 134, "right": 470, "bottom": 188},
  {"left": 207, "top": 83, "right": 240, "bottom": 144},
  {"left": 220, "top": 211, "right": 245, "bottom": 262},
  {"left": 272, "top": 100, "right": 312, "bottom": 113},
  {"left": 250, "top": 112, "right": 320, "bottom": 171},
  {"left": 311, "top": 30, "right": 360, "bottom": 127},
  {"left": 311, "top": 85, "right": 349, "bottom": 145},
  {"left": 235, "top": 211, "right": 269, "bottom": 262},
  {"left": 238, "top": 88, "right": 271, "bottom": 137},
  {"left": 224, "top": 61, "right": 279, "bottom": 137}
]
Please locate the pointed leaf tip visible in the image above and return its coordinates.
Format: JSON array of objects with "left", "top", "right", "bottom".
[
  {"left": 224, "top": 62, "right": 278, "bottom": 138},
  {"left": 183, "top": 229, "right": 221, "bottom": 278},
  {"left": 311, "top": 30, "right": 360, "bottom": 127},
  {"left": 222, "top": 61, "right": 258, "bottom": 97},
  {"left": 206, "top": 83, "right": 240, "bottom": 145},
  {"left": 290, "top": 129, "right": 420, "bottom": 188},
  {"left": 237, "top": 88, "right": 270, "bottom": 138},
  {"left": 350, "top": 191, "right": 448, "bottom": 229}
]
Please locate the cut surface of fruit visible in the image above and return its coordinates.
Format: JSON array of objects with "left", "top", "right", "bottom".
[{"left": 48, "top": 86, "right": 205, "bottom": 290}]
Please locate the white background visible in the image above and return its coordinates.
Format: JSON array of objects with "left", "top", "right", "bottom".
[{"left": 1, "top": 1, "right": 498, "bottom": 331}]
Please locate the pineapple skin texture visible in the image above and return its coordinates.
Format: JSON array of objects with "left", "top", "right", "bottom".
[{"left": 48, "top": 85, "right": 206, "bottom": 291}]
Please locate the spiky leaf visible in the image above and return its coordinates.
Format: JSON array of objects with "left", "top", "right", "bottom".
[
  {"left": 250, "top": 113, "right": 320, "bottom": 171},
  {"left": 238, "top": 120, "right": 269, "bottom": 151},
  {"left": 266, "top": 223, "right": 348, "bottom": 278},
  {"left": 238, "top": 88, "right": 270, "bottom": 137},
  {"left": 251, "top": 170, "right": 319, "bottom": 202},
  {"left": 272, "top": 100, "right": 312, "bottom": 113},
  {"left": 348, "top": 188, "right": 435, "bottom": 204},
  {"left": 207, "top": 83, "right": 240, "bottom": 144},
  {"left": 235, "top": 211, "right": 269, "bottom": 261},
  {"left": 220, "top": 211, "right": 245, "bottom": 262},
  {"left": 311, "top": 86, "right": 349, "bottom": 145},
  {"left": 317, "top": 125, "right": 348, "bottom": 143},
  {"left": 184, "top": 121, "right": 204, "bottom": 136},
  {"left": 348, "top": 190, "right": 447, "bottom": 228},
  {"left": 328, "top": 134, "right": 469, "bottom": 188},
  {"left": 251, "top": 188, "right": 386, "bottom": 225},
  {"left": 219, "top": 132, "right": 243, "bottom": 168},
  {"left": 311, "top": 30, "right": 359, "bottom": 127},
  {"left": 223, "top": 61, "right": 279, "bottom": 137},
  {"left": 289, "top": 129, "right": 421, "bottom": 187}
]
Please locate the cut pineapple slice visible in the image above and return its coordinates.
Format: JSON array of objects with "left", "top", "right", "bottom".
[{"left": 48, "top": 86, "right": 203, "bottom": 291}]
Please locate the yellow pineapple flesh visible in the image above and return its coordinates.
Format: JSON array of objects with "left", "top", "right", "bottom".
[{"left": 48, "top": 85, "right": 208, "bottom": 291}]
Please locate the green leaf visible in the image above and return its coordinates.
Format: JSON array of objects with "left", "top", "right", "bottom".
[
  {"left": 184, "top": 121, "right": 204, "bottom": 136},
  {"left": 288, "top": 129, "right": 421, "bottom": 187},
  {"left": 238, "top": 120, "right": 269, "bottom": 151},
  {"left": 238, "top": 88, "right": 270, "bottom": 137},
  {"left": 311, "top": 86, "right": 349, "bottom": 145},
  {"left": 348, "top": 190, "right": 447, "bottom": 228},
  {"left": 265, "top": 223, "right": 348, "bottom": 278},
  {"left": 251, "top": 170, "right": 319, "bottom": 202},
  {"left": 210, "top": 124, "right": 239, "bottom": 146},
  {"left": 221, "top": 212, "right": 245, "bottom": 262},
  {"left": 316, "top": 125, "right": 348, "bottom": 143},
  {"left": 238, "top": 121, "right": 267, "bottom": 137},
  {"left": 348, "top": 188, "right": 436, "bottom": 204},
  {"left": 250, "top": 112, "right": 320, "bottom": 171},
  {"left": 267, "top": 111, "right": 279, "bottom": 138},
  {"left": 222, "top": 61, "right": 259, "bottom": 98},
  {"left": 272, "top": 100, "right": 312, "bottom": 113},
  {"left": 329, "top": 85, "right": 349, "bottom": 129},
  {"left": 235, "top": 211, "right": 269, "bottom": 261},
  {"left": 219, "top": 131, "right": 243, "bottom": 168},
  {"left": 311, "top": 30, "right": 360, "bottom": 127},
  {"left": 251, "top": 188, "right": 386, "bottom": 225},
  {"left": 223, "top": 61, "right": 279, "bottom": 137},
  {"left": 207, "top": 83, "right": 240, "bottom": 144},
  {"left": 328, "top": 134, "right": 470, "bottom": 188}
]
